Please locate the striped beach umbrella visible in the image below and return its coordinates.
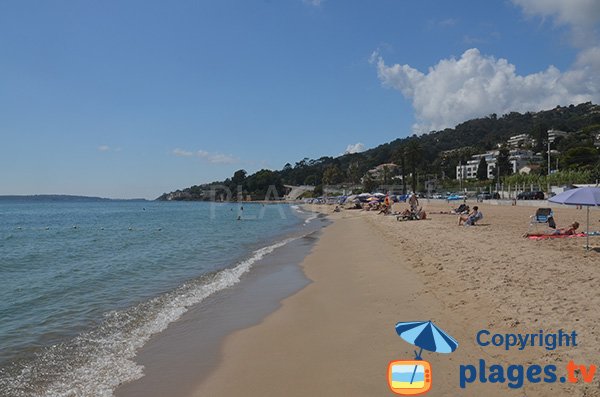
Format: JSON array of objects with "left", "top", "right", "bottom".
[{"left": 395, "top": 321, "right": 458, "bottom": 359}]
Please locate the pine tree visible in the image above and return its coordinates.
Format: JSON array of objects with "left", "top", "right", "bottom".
[
  {"left": 476, "top": 157, "right": 488, "bottom": 180},
  {"left": 496, "top": 147, "right": 513, "bottom": 176}
]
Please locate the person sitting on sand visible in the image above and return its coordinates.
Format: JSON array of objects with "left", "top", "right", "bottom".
[
  {"left": 458, "top": 206, "right": 482, "bottom": 226},
  {"left": 399, "top": 208, "right": 412, "bottom": 217},
  {"left": 378, "top": 204, "right": 390, "bottom": 215},
  {"left": 523, "top": 221, "right": 579, "bottom": 237}
]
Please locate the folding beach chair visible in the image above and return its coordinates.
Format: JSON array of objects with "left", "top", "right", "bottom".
[{"left": 528, "top": 208, "right": 555, "bottom": 232}]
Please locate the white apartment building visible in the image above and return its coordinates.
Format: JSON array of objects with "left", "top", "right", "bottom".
[
  {"left": 547, "top": 129, "right": 569, "bottom": 143},
  {"left": 507, "top": 133, "right": 534, "bottom": 148},
  {"left": 456, "top": 149, "right": 543, "bottom": 180}
]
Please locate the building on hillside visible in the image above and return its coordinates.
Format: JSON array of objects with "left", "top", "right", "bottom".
[
  {"left": 456, "top": 149, "right": 543, "bottom": 180},
  {"left": 365, "top": 163, "right": 399, "bottom": 180},
  {"left": 456, "top": 151, "right": 496, "bottom": 180},
  {"left": 547, "top": 129, "right": 569, "bottom": 143},
  {"left": 518, "top": 164, "right": 541, "bottom": 174},
  {"left": 507, "top": 133, "right": 535, "bottom": 148}
]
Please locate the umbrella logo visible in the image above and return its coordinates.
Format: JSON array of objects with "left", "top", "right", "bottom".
[{"left": 388, "top": 321, "right": 458, "bottom": 395}]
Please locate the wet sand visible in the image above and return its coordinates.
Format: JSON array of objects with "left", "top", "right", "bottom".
[{"left": 115, "top": 223, "right": 328, "bottom": 397}]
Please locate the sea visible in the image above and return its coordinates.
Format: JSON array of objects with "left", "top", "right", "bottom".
[{"left": 0, "top": 199, "right": 322, "bottom": 397}]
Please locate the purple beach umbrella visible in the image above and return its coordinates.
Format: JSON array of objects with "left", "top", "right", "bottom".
[{"left": 549, "top": 186, "right": 600, "bottom": 250}]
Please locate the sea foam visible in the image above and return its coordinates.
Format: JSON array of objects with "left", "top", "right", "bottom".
[{"left": 0, "top": 237, "right": 296, "bottom": 397}]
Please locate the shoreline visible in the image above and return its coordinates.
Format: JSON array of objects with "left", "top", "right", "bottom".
[
  {"left": 190, "top": 202, "right": 600, "bottom": 396},
  {"left": 114, "top": 209, "right": 329, "bottom": 397}
]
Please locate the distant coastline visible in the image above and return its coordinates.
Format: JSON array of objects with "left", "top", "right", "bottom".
[{"left": 0, "top": 194, "right": 148, "bottom": 202}]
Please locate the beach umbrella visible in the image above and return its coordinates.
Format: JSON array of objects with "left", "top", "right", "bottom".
[
  {"left": 395, "top": 321, "right": 458, "bottom": 385},
  {"left": 395, "top": 321, "right": 458, "bottom": 358},
  {"left": 549, "top": 187, "right": 600, "bottom": 250}
]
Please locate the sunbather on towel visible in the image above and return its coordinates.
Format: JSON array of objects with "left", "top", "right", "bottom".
[
  {"left": 524, "top": 221, "right": 579, "bottom": 237},
  {"left": 458, "top": 206, "right": 482, "bottom": 226}
]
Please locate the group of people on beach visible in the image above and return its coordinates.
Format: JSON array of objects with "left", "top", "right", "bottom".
[{"left": 336, "top": 192, "right": 583, "bottom": 238}]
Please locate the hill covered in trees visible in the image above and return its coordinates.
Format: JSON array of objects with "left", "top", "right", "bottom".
[{"left": 157, "top": 102, "right": 600, "bottom": 201}]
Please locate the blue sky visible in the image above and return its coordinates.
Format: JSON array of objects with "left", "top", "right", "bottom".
[{"left": 1, "top": 0, "right": 599, "bottom": 198}]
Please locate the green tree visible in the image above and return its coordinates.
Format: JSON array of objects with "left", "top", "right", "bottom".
[
  {"left": 496, "top": 147, "right": 513, "bottom": 177},
  {"left": 245, "top": 169, "right": 285, "bottom": 200},
  {"left": 405, "top": 140, "right": 422, "bottom": 192},
  {"left": 561, "top": 147, "right": 599, "bottom": 170},
  {"left": 476, "top": 157, "right": 488, "bottom": 180},
  {"left": 380, "top": 165, "right": 391, "bottom": 185},
  {"left": 313, "top": 184, "right": 323, "bottom": 196},
  {"left": 394, "top": 147, "right": 407, "bottom": 194},
  {"left": 532, "top": 123, "right": 548, "bottom": 153},
  {"left": 362, "top": 173, "right": 378, "bottom": 193},
  {"left": 231, "top": 169, "right": 247, "bottom": 186},
  {"left": 323, "top": 165, "right": 343, "bottom": 185},
  {"left": 303, "top": 174, "right": 319, "bottom": 186},
  {"left": 347, "top": 162, "right": 362, "bottom": 184}
]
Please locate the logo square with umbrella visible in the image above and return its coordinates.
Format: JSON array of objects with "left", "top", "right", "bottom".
[{"left": 388, "top": 321, "right": 458, "bottom": 395}]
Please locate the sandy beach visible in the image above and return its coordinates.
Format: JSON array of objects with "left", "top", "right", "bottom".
[{"left": 186, "top": 200, "right": 600, "bottom": 397}]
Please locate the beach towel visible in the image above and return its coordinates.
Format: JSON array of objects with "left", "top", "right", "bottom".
[{"left": 526, "top": 233, "right": 586, "bottom": 240}]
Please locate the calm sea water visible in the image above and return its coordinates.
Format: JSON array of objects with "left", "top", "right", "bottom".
[{"left": 0, "top": 199, "right": 315, "bottom": 397}]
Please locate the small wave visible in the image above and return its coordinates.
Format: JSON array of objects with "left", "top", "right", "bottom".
[
  {"left": 289, "top": 204, "right": 319, "bottom": 225},
  {"left": 304, "top": 214, "right": 318, "bottom": 225},
  {"left": 0, "top": 237, "right": 297, "bottom": 397}
]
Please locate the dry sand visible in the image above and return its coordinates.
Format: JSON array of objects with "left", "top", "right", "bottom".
[{"left": 192, "top": 201, "right": 600, "bottom": 397}]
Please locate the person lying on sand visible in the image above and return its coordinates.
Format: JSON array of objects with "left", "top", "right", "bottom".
[
  {"left": 396, "top": 207, "right": 427, "bottom": 220},
  {"left": 458, "top": 206, "right": 482, "bottom": 226},
  {"left": 523, "top": 221, "right": 579, "bottom": 237}
]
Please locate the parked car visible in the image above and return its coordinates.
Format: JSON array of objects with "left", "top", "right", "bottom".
[
  {"left": 478, "top": 192, "right": 501, "bottom": 200},
  {"left": 517, "top": 191, "right": 545, "bottom": 200},
  {"left": 477, "top": 192, "right": 492, "bottom": 200},
  {"left": 446, "top": 194, "right": 465, "bottom": 201}
]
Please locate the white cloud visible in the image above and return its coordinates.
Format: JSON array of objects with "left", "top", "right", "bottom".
[
  {"left": 171, "top": 148, "right": 238, "bottom": 164},
  {"left": 372, "top": 48, "right": 599, "bottom": 133},
  {"left": 511, "top": 0, "right": 600, "bottom": 46},
  {"left": 196, "top": 150, "right": 237, "bottom": 164},
  {"left": 172, "top": 148, "right": 194, "bottom": 157},
  {"left": 371, "top": 0, "right": 600, "bottom": 133},
  {"left": 512, "top": 0, "right": 600, "bottom": 28},
  {"left": 344, "top": 143, "right": 366, "bottom": 154}
]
